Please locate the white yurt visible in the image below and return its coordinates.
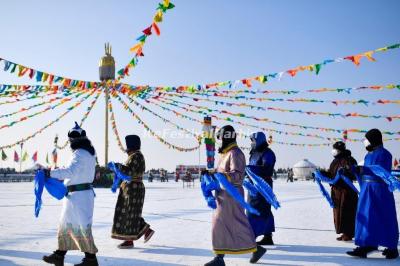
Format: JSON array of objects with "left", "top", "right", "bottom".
[{"left": 293, "top": 159, "right": 317, "bottom": 180}]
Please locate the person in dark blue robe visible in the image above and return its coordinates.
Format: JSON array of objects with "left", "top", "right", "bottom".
[
  {"left": 246, "top": 132, "right": 276, "bottom": 246},
  {"left": 347, "top": 129, "right": 399, "bottom": 259}
]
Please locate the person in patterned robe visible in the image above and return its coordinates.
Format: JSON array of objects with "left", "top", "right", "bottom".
[{"left": 111, "top": 135, "right": 154, "bottom": 249}]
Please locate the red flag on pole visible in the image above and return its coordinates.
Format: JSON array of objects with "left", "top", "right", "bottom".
[
  {"left": 52, "top": 148, "right": 58, "bottom": 165},
  {"left": 14, "top": 151, "right": 19, "bottom": 162},
  {"left": 32, "top": 151, "right": 38, "bottom": 163}
]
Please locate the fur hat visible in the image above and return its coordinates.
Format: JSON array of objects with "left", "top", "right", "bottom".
[{"left": 125, "top": 135, "right": 141, "bottom": 152}]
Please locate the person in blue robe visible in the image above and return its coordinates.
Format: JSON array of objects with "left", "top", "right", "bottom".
[
  {"left": 246, "top": 132, "right": 276, "bottom": 246},
  {"left": 347, "top": 129, "right": 399, "bottom": 259}
]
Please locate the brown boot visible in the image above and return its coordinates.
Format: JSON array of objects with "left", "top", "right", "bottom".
[
  {"left": 144, "top": 228, "right": 155, "bottom": 243},
  {"left": 117, "top": 240, "right": 134, "bottom": 249},
  {"left": 341, "top": 234, "right": 352, "bottom": 241}
]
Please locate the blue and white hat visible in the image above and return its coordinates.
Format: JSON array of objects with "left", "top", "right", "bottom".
[{"left": 68, "top": 122, "right": 87, "bottom": 139}]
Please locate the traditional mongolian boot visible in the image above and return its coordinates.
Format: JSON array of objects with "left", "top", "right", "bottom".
[
  {"left": 383, "top": 248, "right": 399, "bottom": 259},
  {"left": 257, "top": 234, "right": 274, "bottom": 245},
  {"left": 204, "top": 255, "right": 225, "bottom": 266},
  {"left": 43, "top": 250, "right": 65, "bottom": 266},
  {"left": 74, "top": 253, "right": 99, "bottom": 266},
  {"left": 144, "top": 228, "right": 155, "bottom": 243},
  {"left": 346, "top": 246, "right": 377, "bottom": 258},
  {"left": 117, "top": 240, "right": 134, "bottom": 249},
  {"left": 341, "top": 234, "right": 352, "bottom": 241},
  {"left": 250, "top": 245, "right": 267, "bottom": 264}
]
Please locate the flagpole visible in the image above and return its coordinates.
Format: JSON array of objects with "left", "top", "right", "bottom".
[
  {"left": 19, "top": 142, "right": 23, "bottom": 173},
  {"left": 99, "top": 43, "right": 115, "bottom": 167}
]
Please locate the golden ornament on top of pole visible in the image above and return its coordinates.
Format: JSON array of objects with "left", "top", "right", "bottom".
[{"left": 99, "top": 42, "right": 115, "bottom": 166}]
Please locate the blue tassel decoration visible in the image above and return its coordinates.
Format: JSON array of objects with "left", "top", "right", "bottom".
[
  {"left": 213, "top": 172, "right": 260, "bottom": 215},
  {"left": 365, "top": 165, "right": 400, "bottom": 192},
  {"left": 243, "top": 178, "right": 258, "bottom": 197},
  {"left": 245, "top": 167, "right": 281, "bottom": 209},
  {"left": 34, "top": 170, "right": 67, "bottom": 217},
  {"left": 108, "top": 162, "right": 132, "bottom": 193}
]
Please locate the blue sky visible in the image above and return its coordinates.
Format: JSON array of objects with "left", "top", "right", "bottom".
[{"left": 0, "top": 0, "right": 399, "bottom": 170}]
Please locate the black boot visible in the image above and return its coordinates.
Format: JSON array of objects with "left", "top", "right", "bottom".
[
  {"left": 43, "top": 250, "right": 66, "bottom": 266},
  {"left": 204, "top": 255, "right": 225, "bottom": 266},
  {"left": 346, "top": 246, "right": 377, "bottom": 258},
  {"left": 250, "top": 245, "right": 267, "bottom": 264},
  {"left": 383, "top": 248, "right": 399, "bottom": 259},
  {"left": 74, "top": 253, "right": 99, "bottom": 266},
  {"left": 257, "top": 234, "right": 274, "bottom": 246}
]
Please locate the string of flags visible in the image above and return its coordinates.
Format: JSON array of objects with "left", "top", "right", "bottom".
[
  {"left": 159, "top": 84, "right": 400, "bottom": 96},
  {"left": 150, "top": 92, "right": 400, "bottom": 121},
  {"left": 55, "top": 91, "right": 102, "bottom": 150},
  {"left": 116, "top": 0, "right": 175, "bottom": 81},
  {"left": 108, "top": 95, "right": 126, "bottom": 152},
  {"left": 1, "top": 149, "right": 38, "bottom": 163},
  {"left": 142, "top": 96, "right": 400, "bottom": 145},
  {"left": 125, "top": 94, "right": 201, "bottom": 140},
  {"left": 0, "top": 91, "right": 89, "bottom": 132},
  {"left": 1, "top": 43, "right": 399, "bottom": 98},
  {"left": 153, "top": 87, "right": 400, "bottom": 106},
  {"left": 120, "top": 43, "right": 400, "bottom": 93},
  {"left": 0, "top": 0, "right": 398, "bottom": 152},
  {"left": 0, "top": 90, "right": 98, "bottom": 150},
  {"left": 112, "top": 92, "right": 201, "bottom": 152}
]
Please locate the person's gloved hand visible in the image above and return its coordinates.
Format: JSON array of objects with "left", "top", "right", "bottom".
[
  {"left": 115, "top": 162, "right": 124, "bottom": 169},
  {"left": 337, "top": 168, "right": 344, "bottom": 176},
  {"left": 201, "top": 169, "right": 210, "bottom": 176},
  {"left": 43, "top": 168, "right": 51, "bottom": 179}
]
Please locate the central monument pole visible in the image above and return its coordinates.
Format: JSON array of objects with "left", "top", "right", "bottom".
[{"left": 99, "top": 43, "right": 115, "bottom": 166}]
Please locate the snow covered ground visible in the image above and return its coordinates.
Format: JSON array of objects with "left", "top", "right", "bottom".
[{"left": 0, "top": 180, "right": 399, "bottom": 266}]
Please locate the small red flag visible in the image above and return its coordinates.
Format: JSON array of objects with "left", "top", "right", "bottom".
[
  {"left": 394, "top": 158, "right": 399, "bottom": 168},
  {"left": 14, "top": 151, "right": 19, "bottom": 162},
  {"left": 142, "top": 26, "right": 152, "bottom": 36},
  {"left": 52, "top": 149, "right": 58, "bottom": 164},
  {"left": 32, "top": 151, "right": 38, "bottom": 163}
]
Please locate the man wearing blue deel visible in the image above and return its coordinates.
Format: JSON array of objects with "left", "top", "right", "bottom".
[{"left": 347, "top": 128, "right": 399, "bottom": 259}]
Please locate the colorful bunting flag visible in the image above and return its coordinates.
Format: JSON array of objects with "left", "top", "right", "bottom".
[
  {"left": 22, "top": 151, "right": 28, "bottom": 162},
  {"left": 32, "top": 151, "right": 38, "bottom": 162},
  {"left": 52, "top": 148, "right": 58, "bottom": 165},
  {"left": 14, "top": 151, "right": 19, "bottom": 162},
  {"left": 1, "top": 149, "right": 7, "bottom": 161}
]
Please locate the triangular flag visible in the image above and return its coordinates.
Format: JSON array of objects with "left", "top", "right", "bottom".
[
  {"left": 14, "top": 151, "right": 19, "bottom": 163},
  {"left": 287, "top": 69, "right": 298, "bottom": 77},
  {"left": 314, "top": 64, "right": 322, "bottom": 75},
  {"left": 394, "top": 158, "right": 399, "bottom": 168},
  {"left": 364, "top": 51, "right": 376, "bottom": 62},
  {"left": 22, "top": 151, "right": 28, "bottom": 162},
  {"left": 129, "top": 43, "right": 143, "bottom": 53},
  {"left": 152, "top": 22, "right": 161, "bottom": 36},
  {"left": 1, "top": 149, "right": 7, "bottom": 161},
  {"left": 142, "top": 26, "right": 152, "bottom": 36},
  {"left": 52, "top": 148, "right": 58, "bottom": 164},
  {"left": 344, "top": 55, "right": 362, "bottom": 66},
  {"left": 32, "top": 151, "right": 38, "bottom": 163}
]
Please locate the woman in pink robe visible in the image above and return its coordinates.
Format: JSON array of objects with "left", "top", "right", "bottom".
[{"left": 205, "top": 125, "right": 266, "bottom": 266}]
